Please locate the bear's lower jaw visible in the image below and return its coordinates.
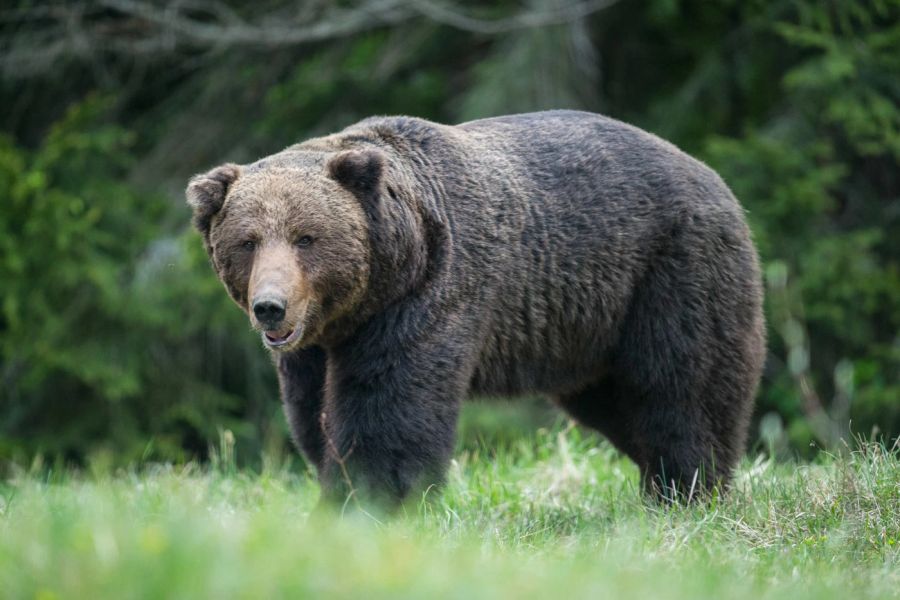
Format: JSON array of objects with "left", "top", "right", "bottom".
[{"left": 262, "top": 325, "right": 303, "bottom": 350}]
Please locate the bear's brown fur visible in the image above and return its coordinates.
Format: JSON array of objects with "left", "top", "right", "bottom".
[{"left": 187, "top": 110, "right": 766, "bottom": 509}]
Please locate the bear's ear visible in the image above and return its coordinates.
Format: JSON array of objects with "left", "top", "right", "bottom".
[
  {"left": 326, "top": 149, "right": 384, "bottom": 197},
  {"left": 185, "top": 163, "right": 241, "bottom": 235}
]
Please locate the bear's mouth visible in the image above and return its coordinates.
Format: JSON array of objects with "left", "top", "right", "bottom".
[{"left": 262, "top": 326, "right": 302, "bottom": 349}]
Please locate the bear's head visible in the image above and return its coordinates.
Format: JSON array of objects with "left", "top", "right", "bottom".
[{"left": 186, "top": 148, "right": 406, "bottom": 351}]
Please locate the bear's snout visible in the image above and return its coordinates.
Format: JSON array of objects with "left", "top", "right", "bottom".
[{"left": 252, "top": 297, "right": 286, "bottom": 329}]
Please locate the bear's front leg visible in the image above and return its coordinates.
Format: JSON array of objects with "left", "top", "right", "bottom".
[
  {"left": 276, "top": 346, "right": 327, "bottom": 470},
  {"left": 317, "top": 336, "right": 469, "bottom": 513}
]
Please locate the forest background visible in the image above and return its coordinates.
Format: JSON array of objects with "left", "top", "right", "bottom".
[{"left": 1, "top": 0, "right": 897, "bottom": 468}]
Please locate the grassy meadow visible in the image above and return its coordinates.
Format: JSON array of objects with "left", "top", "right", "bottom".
[{"left": 1, "top": 425, "right": 898, "bottom": 599}]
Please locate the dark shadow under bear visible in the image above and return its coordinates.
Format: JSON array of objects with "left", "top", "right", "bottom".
[{"left": 187, "top": 110, "right": 766, "bottom": 510}]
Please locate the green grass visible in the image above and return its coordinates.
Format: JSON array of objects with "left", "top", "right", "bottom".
[{"left": 1, "top": 426, "right": 898, "bottom": 599}]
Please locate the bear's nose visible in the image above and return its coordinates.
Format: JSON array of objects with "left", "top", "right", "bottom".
[{"left": 252, "top": 298, "right": 286, "bottom": 328}]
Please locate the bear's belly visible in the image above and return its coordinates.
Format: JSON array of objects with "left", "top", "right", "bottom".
[
  {"left": 468, "top": 322, "right": 613, "bottom": 398},
  {"left": 465, "top": 268, "right": 628, "bottom": 398}
]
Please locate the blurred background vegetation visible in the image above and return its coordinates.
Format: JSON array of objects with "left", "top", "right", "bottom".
[{"left": 0, "top": 0, "right": 897, "bottom": 468}]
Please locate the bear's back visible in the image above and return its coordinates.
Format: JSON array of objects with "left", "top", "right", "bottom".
[{"left": 326, "top": 112, "right": 757, "bottom": 398}]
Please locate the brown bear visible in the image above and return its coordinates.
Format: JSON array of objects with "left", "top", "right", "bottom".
[{"left": 186, "top": 110, "right": 765, "bottom": 509}]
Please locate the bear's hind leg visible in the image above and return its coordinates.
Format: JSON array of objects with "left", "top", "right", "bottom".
[
  {"left": 600, "top": 226, "right": 762, "bottom": 501},
  {"left": 558, "top": 377, "right": 729, "bottom": 501},
  {"left": 627, "top": 388, "right": 735, "bottom": 501},
  {"left": 561, "top": 224, "right": 763, "bottom": 501}
]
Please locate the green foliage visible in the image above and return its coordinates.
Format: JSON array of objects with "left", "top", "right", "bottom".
[
  {"left": 258, "top": 30, "right": 452, "bottom": 146},
  {"left": 698, "top": 0, "right": 900, "bottom": 452},
  {"left": 0, "top": 98, "right": 278, "bottom": 464},
  {"left": 1, "top": 431, "right": 898, "bottom": 598}
]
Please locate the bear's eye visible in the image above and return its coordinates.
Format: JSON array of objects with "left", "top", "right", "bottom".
[
  {"left": 296, "top": 235, "right": 314, "bottom": 248},
  {"left": 241, "top": 240, "right": 256, "bottom": 251}
]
